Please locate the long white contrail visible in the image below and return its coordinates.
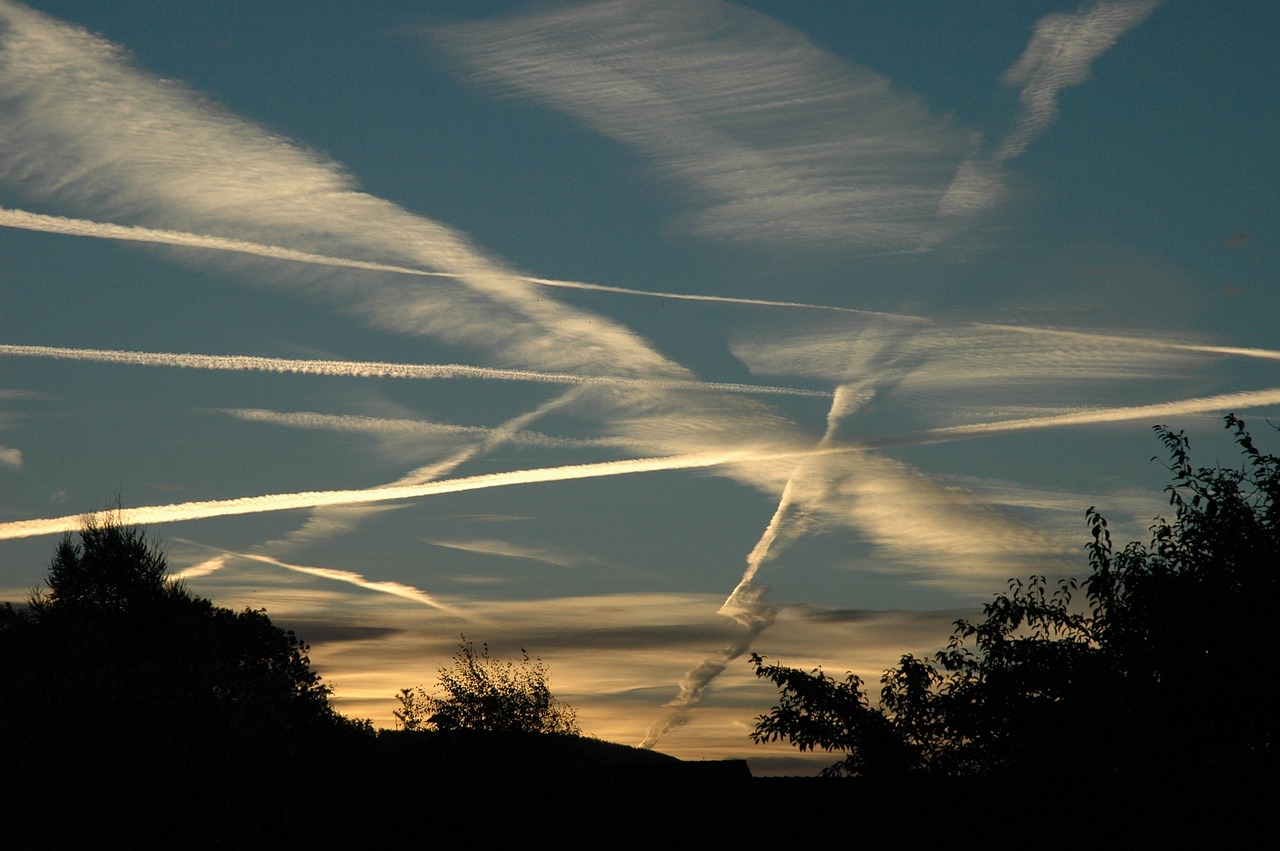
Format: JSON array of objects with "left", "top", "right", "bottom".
[
  {"left": 0, "top": 446, "right": 829, "bottom": 541},
  {"left": 0, "top": 206, "right": 891, "bottom": 318},
  {"left": 7, "top": 207, "right": 1280, "bottom": 366},
  {"left": 0, "top": 343, "right": 830, "bottom": 398}
]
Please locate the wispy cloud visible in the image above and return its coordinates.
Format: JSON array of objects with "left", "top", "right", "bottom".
[
  {"left": 996, "top": 0, "right": 1160, "bottom": 160},
  {"left": 426, "top": 539, "right": 610, "bottom": 571},
  {"left": 433, "top": 0, "right": 984, "bottom": 247}
]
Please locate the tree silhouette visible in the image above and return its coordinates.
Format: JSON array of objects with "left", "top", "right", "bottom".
[
  {"left": 752, "top": 415, "right": 1279, "bottom": 779},
  {"left": 0, "top": 513, "right": 368, "bottom": 838},
  {"left": 396, "top": 635, "right": 580, "bottom": 735}
]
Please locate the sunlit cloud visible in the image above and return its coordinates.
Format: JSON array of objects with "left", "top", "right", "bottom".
[
  {"left": 434, "top": 0, "right": 987, "bottom": 247},
  {"left": 996, "top": 0, "right": 1160, "bottom": 160}
]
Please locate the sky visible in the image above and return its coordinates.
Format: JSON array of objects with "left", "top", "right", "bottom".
[{"left": 0, "top": 0, "right": 1277, "bottom": 774}]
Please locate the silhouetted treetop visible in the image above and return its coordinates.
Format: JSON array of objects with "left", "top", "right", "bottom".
[{"left": 42, "top": 510, "right": 172, "bottom": 611}]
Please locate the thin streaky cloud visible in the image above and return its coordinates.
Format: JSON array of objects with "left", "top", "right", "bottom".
[
  {"left": 996, "top": 0, "right": 1160, "bottom": 160},
  {"left": 0, "top": 343, "right": 829, "bottom": 399},
  {"left": 0, "top": 447, "right": 847, "bottom": 541},
  {"left": 426, "top": 539, "right": 609, "bottom": 571}
]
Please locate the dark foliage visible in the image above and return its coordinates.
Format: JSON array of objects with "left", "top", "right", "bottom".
[
  {"left": 0, "top": 514, "right": 369, "bottom": 840},
  {"left": 395, "top": 635, "right": 580, "bottom": 735},
  {"left": 752, "top": 416, "right": 1279, "bottom": 780}
]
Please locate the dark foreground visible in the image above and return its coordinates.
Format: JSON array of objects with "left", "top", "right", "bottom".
[{"left": 4, "top": 730, "right": 1273, "bottom": 848}]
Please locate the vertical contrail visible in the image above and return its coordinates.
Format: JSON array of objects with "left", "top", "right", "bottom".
[{"left": 641, "top": 384, "right": 869, "bottom": 747}]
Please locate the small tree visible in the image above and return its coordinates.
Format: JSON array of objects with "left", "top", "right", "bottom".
[{"left": 396, "top": 636, "right": 580, "bottom": 735}]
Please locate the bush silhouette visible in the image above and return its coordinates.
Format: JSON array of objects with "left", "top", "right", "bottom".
[
  {"left": 396, "top": 635, "right": 580, "bottom": 735},
  {"left": 752, "top": 415, "right": 1279, "bottom": 780}
]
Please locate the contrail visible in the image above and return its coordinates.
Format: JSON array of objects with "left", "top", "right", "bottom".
[
  {"left": 230, "top": 552, "right": 462, "bottom": 615},
  {"left": 0, "top": 206, "right": 896, "bottom": 318},
  {"left": 169, "top": 546, "right": 461, "bottom": 614},
  {"left": 641, "top": 384, "right": 868, "bottom": 748},
  {"left": 0, "top": 205, "right": 443, "bottom": 278},
  {"left": 0, "top": 446, "right": 834, "bottom": 541},
  {"left": 7, "top": 208, "right": 1280, "bottom": 366},
  {"left": 870, "top": 387, "right": 1280, "bottom": 448},
  {"left": 0, "top": 343, "right": 830, "bottom": 398}
]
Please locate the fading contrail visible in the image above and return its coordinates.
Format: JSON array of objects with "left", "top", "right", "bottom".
[
  {"left": 0, "top": 446, "right": 832, "bottom": 541},
  {"left": 870, "top": 387, "right": 1280, "bottom": 448},
  {"left": 7, "top": 207, "right": 1280, "bottom": 366},
  {"left": 0, "top": 343, "right": 830, "bottom": 398},
  {"left": 230, "top": 552, "right": 462, "bottom": 615},
  {"left": 222, "top": 407, "right": 639, "bottom": 451},
  {"left": 169, "top": 546, "right": 461, "bottom": 614},
  {"left": 641, "top": 384, "right": 868, "bottom": 748}
]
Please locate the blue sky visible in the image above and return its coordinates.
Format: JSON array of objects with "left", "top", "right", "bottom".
[{"left": 1, "top": 0, "right": 1276, "bottom": 772}]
